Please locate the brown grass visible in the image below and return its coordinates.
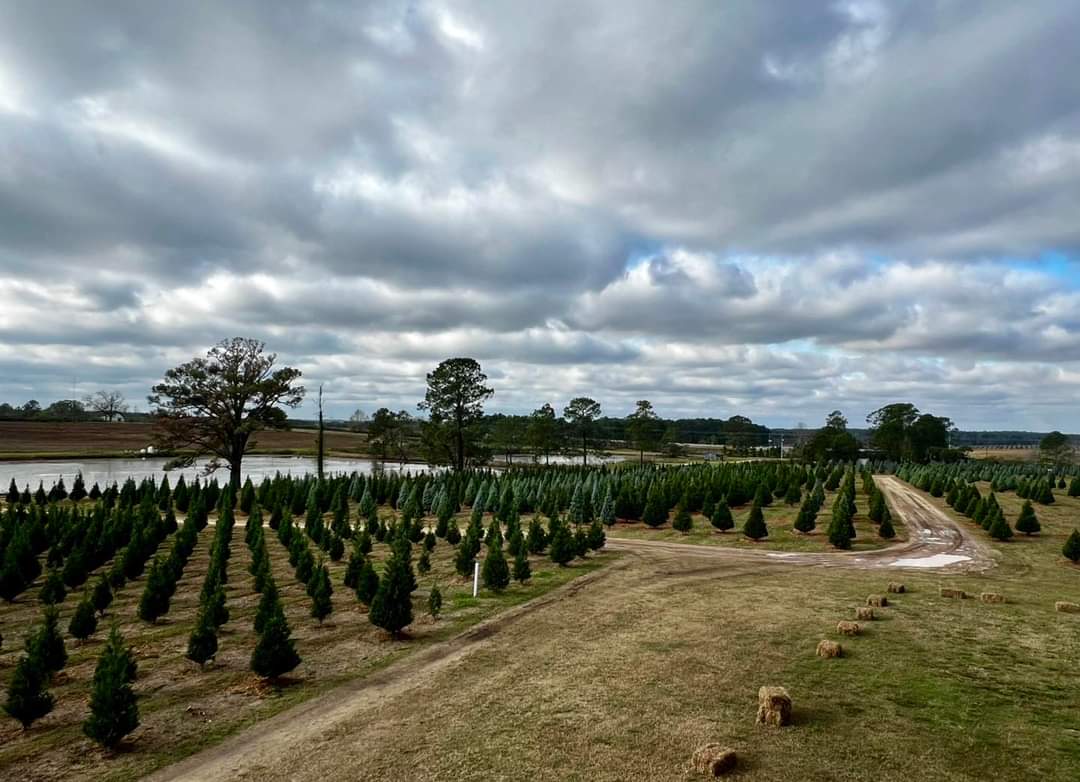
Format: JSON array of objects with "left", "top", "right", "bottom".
[{"left": 0, "top": 422, "right": 369, "bottom": 458}]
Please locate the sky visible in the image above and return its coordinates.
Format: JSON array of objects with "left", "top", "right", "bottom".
[{"left": 1, "top": 1, "right": 1080, "bottom": 431}]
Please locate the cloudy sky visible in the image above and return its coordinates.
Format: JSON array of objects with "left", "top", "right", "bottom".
[{"left": 2, "top": 1, "right": 1079, "bottom": 431}]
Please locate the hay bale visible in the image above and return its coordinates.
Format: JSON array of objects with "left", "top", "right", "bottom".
[
  {"left": 816, "top": 639, "right": 842, "bottom": 658},
  {"left": 1056, "top": 601, "right": 1080, "bottom": 614},
  {"left": 855, "top": 606, "right": 875, "bottom": 621},
  {"left": 690, "top": 744, "right": 737, "bottom": 776},
  {"left": 836, "top": 620, "right": 861, "bottom": 636},
  {"left": 866, "top": 594, "right": 888, "bottom": 608},
  {"left": 980, "top": 592, "right": 1005, "bottom": 604},
  {"left": 887, "top": 582, "right": 906, "bottom": 594},
  {"left": 756, "top": 685, "right": 792, "bottom": 727},
  {"left": 939, "top": 587, "right": 967, "bottom": 599}
]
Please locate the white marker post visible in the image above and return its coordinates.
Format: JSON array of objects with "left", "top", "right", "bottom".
[{"left": 472, "top": 560, "right": 480, "bottom": 597}]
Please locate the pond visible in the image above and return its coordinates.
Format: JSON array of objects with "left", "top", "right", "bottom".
[
  {"left": 0, "top": 456, "right": 433, "bottom": 491},
  {"left": 0, "top": 452, "right": 622, "bottom": 490}
]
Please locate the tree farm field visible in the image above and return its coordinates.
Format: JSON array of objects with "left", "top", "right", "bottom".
[
  {"left": 0, "top": 498, "right": 611, "bottom": 782},
  {"left": 191, "top": 484, "right": 1080, "bottom": 782}
]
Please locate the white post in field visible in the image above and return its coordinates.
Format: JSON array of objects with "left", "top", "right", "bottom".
[{"left": 472, "top": 560, "right": 480, "bottom": 597}]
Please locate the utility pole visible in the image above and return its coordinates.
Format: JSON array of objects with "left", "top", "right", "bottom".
[{"left": 316, "top": 385, "right": 325, "bottom": 483}]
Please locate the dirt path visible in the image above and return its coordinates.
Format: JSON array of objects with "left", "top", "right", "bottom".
[{"left": 147, "top": 477, "right": 995, "bottom": 781}]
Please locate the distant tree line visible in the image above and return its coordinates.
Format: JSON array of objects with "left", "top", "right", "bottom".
[{"left": 0, "top": 391, "right": 134, "bottom": 422}]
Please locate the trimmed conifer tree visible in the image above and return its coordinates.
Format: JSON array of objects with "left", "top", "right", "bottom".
[
  {"left": 186, "top": 610, "right": 218, "bottom": 668},
  {"left": 417, "top": 548, "right": 432, "bottom": 575},
  {"left": 39, "top": 570, "right": 67, "bottom": 606},
  {"left": 369, "top": 546, "right": 415, "bottom": 636},
  {"left": 91, "top": 574, "right": 113, "bottom": 617},
  {"left": 878, "top": 508, "right": 896, "bottom": 540},
  {"left": 548, "top": 520, "right": 575, "bottom": 566},
  {"left": 1063, "top": 529, "right": 1080, "bottom": 563},
  {"left": 356, "top": 557, "right": 380, "bottom": 606},
  {"left": 988, "top": 508, "right": 1013, "bottom": 541},
  {"left": 69, "top": 594, "right": 98, "bottom": 641},
  {"left": 30, "top": 606, "right": 67, "bottom": 677},
  {"left": 137, "top": 558, "right": 170, "bottom": 623},
  {"left": 743, "top": 503, "right": 768, "bottom": 541},
  {"left": 310, "top": 563, "right": 333, "bottom": 624},
  {"left": 83, "top": 627, "right": 139, "bottom": 748},
  {"left": 671, "top": 502, "right": 692, "bottom": 533},
  {"left": 1014, "top": 500, "right": 1041, "bottom": 536},
  {"left": 641, "top": 482, "right": 668, "bottom": 528},
  {"left": 710, "top": 496, "right": 735, "bottom": 532},
  {"left": 4, "top": 654, "right": 53, "bottom": 729},
  {"left": 586, "top": 519, "right": 606, "bottom": 550},
  {"left": 251, "top": 610, "right": 301, "bottom": 679},
  {"left": 512, "top": 548, "right": 531, "bottom": 584},
  {"left": 482, "top": 540, "right": 511, "bottom": 592},
  {"left": 428, "top": 584, "right": 442, "bottom": 618}
]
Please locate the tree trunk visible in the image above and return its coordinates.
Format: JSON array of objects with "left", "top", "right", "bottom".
[{"left": 229, "top": 459, "right": 242, "bottom": 493}]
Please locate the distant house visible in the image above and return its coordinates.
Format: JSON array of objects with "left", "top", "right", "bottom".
[{"left": 101, "top": 412, "right": 126, "bottom": 423}]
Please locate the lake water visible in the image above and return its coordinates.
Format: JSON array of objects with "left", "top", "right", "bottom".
[
  {"left": 0, "top": 456, "right": 433, "bottom": 491},
  {"left": 0, "top": 453, "right": 621, "bottom": 490}
]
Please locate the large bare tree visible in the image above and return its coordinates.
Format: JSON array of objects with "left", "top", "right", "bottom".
[
  {"left": 148, "top": 337, "right": 304, "bottom": 487},
  {"left": 83, "top": 390, "right": 129, "bottom": 421}
]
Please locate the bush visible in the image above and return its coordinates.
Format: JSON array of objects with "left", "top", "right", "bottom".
[{"left": 1062, "top": 529, "right": 1080, "bottom": 563}]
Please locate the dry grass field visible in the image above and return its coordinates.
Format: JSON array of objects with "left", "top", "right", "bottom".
[{"left": 0, "top": 422, "right": 368, "bottom": 459}]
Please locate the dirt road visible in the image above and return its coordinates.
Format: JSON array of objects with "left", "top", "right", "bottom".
[{"left": 147, "top": 477, "right": 995, "bottom": 781}]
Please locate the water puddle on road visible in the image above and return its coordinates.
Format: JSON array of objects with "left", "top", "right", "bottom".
[{"left": 893, "top": 553, "right": 970, "bottom": 568}]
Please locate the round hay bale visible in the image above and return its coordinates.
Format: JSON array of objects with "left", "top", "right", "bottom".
[
  {"left": 939, "top": 587, "right": 967, "bottom": 600},
  {"left": 887, "top": 582, "right": 906, "bottom": 594},
  {"left": 756, "top": 685, "right": 792, "bottom": 727},
  {"left": 866, "top": 594, "right": 888, "bottom": 608},
  {"left": 1056, "top": 601, "right": 1080, "bottom": 614},
  {"left": 855, "top": 606, "right": 875, "bottom": 621},
  {"left": 816, "top": 639, "right": 842, "bottom": 658},
  {"left": 836, "top": 620, "right": 861, "bottom": 636},
  {"left": 690, "top": 744, "right": 737, "bottom": 776},
  {"left": 980, "top": 592, "right": 1005, "bottom": 604}
]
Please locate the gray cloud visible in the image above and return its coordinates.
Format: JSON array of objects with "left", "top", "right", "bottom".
[{"left": 2, "top": 1, "right": 1080, "bottom": 430}]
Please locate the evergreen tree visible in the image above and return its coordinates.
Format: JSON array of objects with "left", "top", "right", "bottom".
[
  {"left": 251, "top": 613, "right": 301, "bottom": 679},
  {"left": 671, "top": 500, "right": 692, "bottom": 532},
  {"left": 186, "top": 610, "right": 218, "bottom": 667},
  {"left": 527, "top": 516, "right": 548, "bottom": 553},
  {"left": 548, "top": 520, "right": 575, "bottom": 566},
  {"left": 988, "top": 509, "right": 1013, "bottom": 541},
  {"left": 710, "top": 496, "right": 735, "bottom": 532},
  {"left": 92, "top": 576, "right": 113, "bottom": 617},
  {"left": 29, "top": 606, "right": 67, "bottom": 677},
  {"left": 1015, "top": 500, "right": 1041, "bottom": 536},
  {"left": 428, "top": 584, "right": 443, "bottom": 618},
  {"left": 1063, "top": 529, "right": 1080, "bottom": 563},
  {"left": 310, "top": 563, "right": 333, "bottom": 624},
  {"left": 369, "top": 545, "right": 415, "bottom": 636},
  {"left": 512, "top": 548, "right": 532, "bottom": 584},
  {"left": 356, "top": 557, "right": 380, "bottom": 606},
  {"left": 417, "top": 548, "right": 432, "bottom": 575},
  {"left": 83, "top": 627, "right": 139, "bottom": 748},
  {"left": 254, "top": 580, "right": 280, "bottom": 635},
  {"left": 137, "top": 557, "right": 171, "bottom": 623},
  {"left": 878, "top": 508, "right": 896, "bottom": 540},
  {"left": 641, "top": 482, "right": 668, "bottom": 528},
  {"left": 3, "top": 654, "right": 53, "bottom": 729},
  {"left": 586, "top": 519, "right": 606, "bottom": 550},
  {"left": 1068, "top": 477, "right": 1080, "bottom": 498},
  {"left": 482, "top": 540, "right": 511, "bottom": 592},
  {"left": 39, "top": 570, "right": 67, "bottom": 605},
  {"left": 69, "top": 594, "right": 98, "bottom": 641},
  {"left": 742, "top": 502, "right": 768, "bottom": 541}
]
